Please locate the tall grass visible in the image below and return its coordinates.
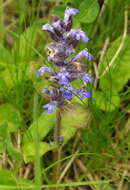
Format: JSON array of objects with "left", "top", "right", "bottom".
[{"left": 0, "top": 0, "right": 130, "bottom": 190}]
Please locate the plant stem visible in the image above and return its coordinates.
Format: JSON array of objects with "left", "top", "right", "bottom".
[
  {"left": 52, "top": 108, "right": 61, "bottom": 189},
  {"left": 54, "top": 108, "right": 61, "bottom": 142}
]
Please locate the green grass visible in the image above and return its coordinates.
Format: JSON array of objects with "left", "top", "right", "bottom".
[{"left": 0, "top": 0, "right": 130, "bottom": 190}]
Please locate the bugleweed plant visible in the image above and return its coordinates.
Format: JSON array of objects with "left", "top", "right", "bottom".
[
  {"left": 36, "top": 8, "right": 95, "bottom": 186},
  {"left": 37, "top": 7, "right": 94, "bottom": 114},
  {"left": 0, "top": 0, "right": 130, "bottom": 190}
]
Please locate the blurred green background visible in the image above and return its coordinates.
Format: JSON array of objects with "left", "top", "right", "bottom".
[{"left": 0, "top": 0, "right": 130, "bottom": 189}]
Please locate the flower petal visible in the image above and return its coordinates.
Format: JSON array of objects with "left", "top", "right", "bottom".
[
  {"left": 78, "top": 87, "right": 92, "bottom": 99},
  {"left": 56, "top": 71, "right": 71, "bottom": 85},
  {"left": 42, "top": 24, "right": 54, "bottom": 32},
  {"left": 73, "top": 49, "right": 94, "bottom": 61},
  {"left": 63, "top": 90, "right": 73, "bottom": 99},
  {"left": 36, "top": 66, "right": 52, "bottom": 77},
  {"left": 75, "top": 30, "right": 89, "bottom": 42},
  {"left": 43, "top": 101, "right": 57, "bottom": 114},
  {"left": 82, "top": 73, "right": 94, "bottom": 83},
  {"left": 64, "top": 8, "right": 78, "bottom": 24}
]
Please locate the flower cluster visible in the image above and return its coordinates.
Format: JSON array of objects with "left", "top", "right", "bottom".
[{"left": 37, "top": 8, "right": 94, "bottom": 113}]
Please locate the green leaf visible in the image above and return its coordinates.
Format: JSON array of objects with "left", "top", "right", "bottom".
[
  {"left": 0, "top": 122, "right": 8, "bottom": 153},
  {"left": 23, "top": 110, "right": 56, "bottom": 143},
  {"left": 0, "top": 104, "right": 21, "bottom": 132},
  {"left": 99, "top": 36, "right": 130, "bottom": 93},
  {"left": 0, "top": 169, "right": 17, "bottom": 190},
  {"left": 7, "top": 141, "right": 23, "bottom": 161},
  {"left": 61, "top": 104, "right": 91, "bottom": 143},
  {"left": 77, "top": 0, "right": 100, "bottom": 23},
  {"left": 0, "top": 169, "right": 33, "bottom": 190},
  {"left": 12, "top": 26, "right": 38, "bottom": 62},
  {"left": 0, "top": 122, "right": 23, "bottom": 160},
  {"left": 23, "top": 141, "right": 56, "bottom": 163},
  {"left": 93, "top": 90, "right": 120, "bottom": 112}
]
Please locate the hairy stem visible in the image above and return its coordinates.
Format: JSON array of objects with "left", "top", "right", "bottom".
[
  {"left": 54, "top": 109, "right": 61, "bottom": 142},
  {"left": 52, "top": 108, "right": 61, "bottom": 189}
]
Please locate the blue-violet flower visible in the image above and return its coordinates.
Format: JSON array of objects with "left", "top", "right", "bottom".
[{"left": 37, "top": 7, "right": 94, "bottom": 113}]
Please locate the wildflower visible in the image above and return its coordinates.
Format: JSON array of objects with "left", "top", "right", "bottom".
[
  {"left": 36, "top": 66, "right": 52, "bottom": 77},
  {"left": 66, "top": 29, "right": 89, "bottom": 43},
  {"left": 42, "top": 24, "right": 60, "bottom": 42},
  {"left": 55, "top": 67, "right": 71, "bottom": 84},
  {"left": 42, "top": 24, "right": 54, "bottom": 33},
  {"left": 43, "top": 101, "right": 57, "bottom": 113},
  {"left": 59, "top": 84, "right": 78, "bottom": 99},
  {"left": 72, "top": 49, "right": 94, "bottom": 62},
  {"left": 52, "top": 20, "right": 64, "bottom": 33},
  {"left": 82, "top": 73, "right": 94, "bottom": 83},
  {"left": 78, "top": 87, "right": 92, "bottom": 99},
  {"left": 37, "top": 7, "right": 94, "bottom": 113},
  {"left": 64, "top": 8, "right": 78, "bottom": 31},
  {"left": 46, "top": 42, "right": 74, "bottom": 65},
  {"left": 64, "top": 8, "right": 78, "bottom": 25}
]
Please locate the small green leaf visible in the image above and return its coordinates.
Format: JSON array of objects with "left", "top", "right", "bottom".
[
  {"left": 61, "top": 104, "right": 91, "bottom": 143},
  {"left": 0, "top": 169, "right": 17, "bottom": 190},
  {"left": 77, "top": 0, "right": 99, "bottom": 23},
  {"left": 23, "top": 141, "right": 56, "bottom": 163},
  {"left": 7, "top": 141, "right": 23, "bottom": 161},
  {"left": 93, "top": 90, "right": 120, "bottom": 111},
  {"left": 99, "top": 36, "right": 130, "bottom": 93},
  {"left": 0, "top": 104, "right": 21, "bottom": 132},
  {"left": 23, "top": 110, "right": 56, "bottom": 143}
]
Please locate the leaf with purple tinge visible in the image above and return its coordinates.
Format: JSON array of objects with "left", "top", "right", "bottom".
[{"left": 60, "top": 104, "right": 91, "bottom": 143}]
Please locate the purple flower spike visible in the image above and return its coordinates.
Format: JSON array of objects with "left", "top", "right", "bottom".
[
  {"left": 78, "top": 87, "right": 92, "bottom": 99},
  {"left": 82, "top": 73, "right": 94, "bottom": 83},
  {"left": 36, "top": 66, "right": 52, "bottom": 77},
  {"left": 56, "top": 71, "right": 71, "bottom": 85},
  {"left": 39, "top": 7, "right": 94, "bottom": 114},
  {"left": 43, "top": 101, "right": 57, "bottom": 113},
  {"left": 64, "top": 8, "right": 78, "bottom": 24},
  {"left": 73, "top": 49, "right": 94, "bottom": 61}
]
